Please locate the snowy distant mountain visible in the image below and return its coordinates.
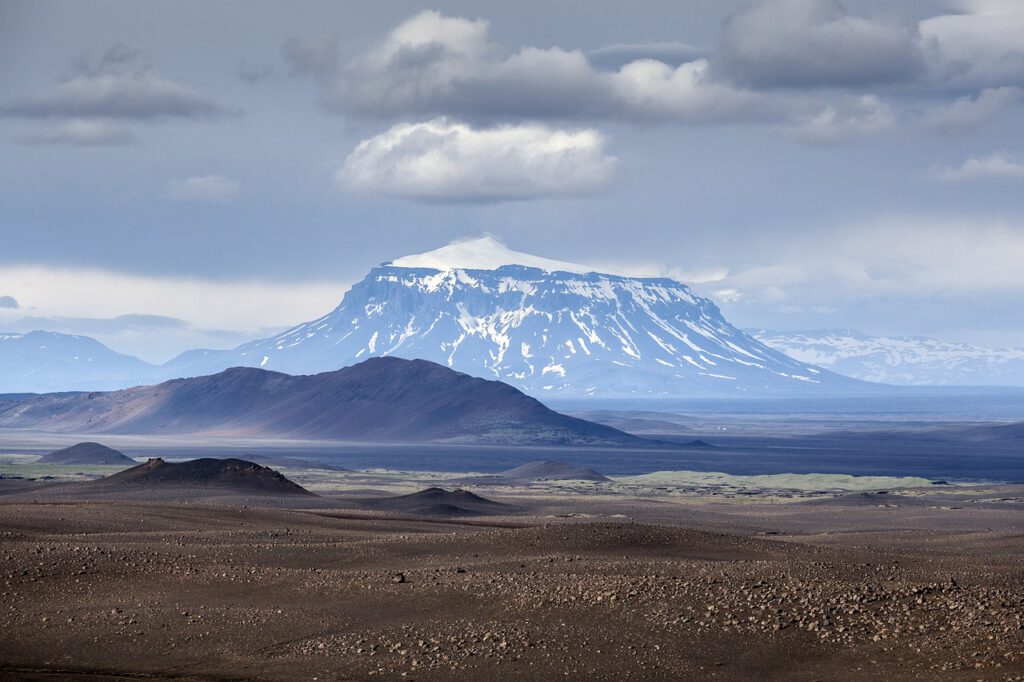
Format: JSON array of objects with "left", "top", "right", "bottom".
[
  {"left": 0, "top": 331, "right": 156, "bottom": 393},
  {"left": 166, "top": 237, "right": 858, "bottom": 397},
  {"left": 752, "top": 329, "right": 1024, "bottom": 387}
]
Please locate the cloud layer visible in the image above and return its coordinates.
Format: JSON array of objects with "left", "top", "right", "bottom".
[
  {"left": 339, "top": 118, "right": 616, "bottom": 201},
  {"left": 930, "top": 153, "right": 1024, "bottom": 182},
  {"left": 716, "top": 0, "right": 925, "bottom": 88},
  {"left": 3, "top": 44, "right": 228, "bottom": 147},
  {"left": 165, "top": 175, "right": 241, "bottom": 202}
]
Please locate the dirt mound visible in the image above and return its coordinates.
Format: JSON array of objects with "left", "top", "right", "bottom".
[
  {"left": 37, "top": 442, "right": 135, "bottom": 466},
  {"left": 360, "top": 487, "right": 509, "bottom": 516},
  {"left": 500, "top": 460, "right": 609, "bottom": 482},
  {"left": 101, "top": 457, "right": 314, "bottom": 496}
]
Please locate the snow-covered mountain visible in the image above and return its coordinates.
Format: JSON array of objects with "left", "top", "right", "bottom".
[
  {"left": 0, "top": 331, "right": 156, "bottom": 393},
  {"left": 752, "top": 329, "right": 1024, "bottom": 387},
  {"left": 165, "top": 237, "right": 856, "bottom": 397}
]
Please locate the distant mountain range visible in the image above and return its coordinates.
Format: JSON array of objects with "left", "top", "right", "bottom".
[
  {"left": 0, "top": 357, "right": 645, "bottom": 446},
  {"left": 0, "top": 331, "right": 154, "bottom": 393},
  {"left": 752, "top": 329, "right": 1024, "bottom": 387}
]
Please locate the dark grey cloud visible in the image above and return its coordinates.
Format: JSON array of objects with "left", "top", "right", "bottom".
[
  {"left": 307, "top": 10, "right": 770, "bottom": 124},
  {"left": 236, "top": 59, "right": 274, "bottom": 83},
  {"left": 587, "top": 42, "right": 707, "bottom": 70},
  {"left": 715, "top": 0, "right": 926, "bottom": 89},
  {"left": 0, "top": 296, "right": 18, "bottom": 310},
  {"left": 2, "top": 46, "right": 227, "bottom": 120},
  {"left": 282, "top": 33, "right": 338, "bottom": 77}
]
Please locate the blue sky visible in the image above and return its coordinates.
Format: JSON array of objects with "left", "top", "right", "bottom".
[{"left": 1, "top": 0, "right": 1023, "bottom": 361}]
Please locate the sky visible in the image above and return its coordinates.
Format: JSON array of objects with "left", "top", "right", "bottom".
[{"left": 1, "top": 0, "right": 1023, "bottom": 362}]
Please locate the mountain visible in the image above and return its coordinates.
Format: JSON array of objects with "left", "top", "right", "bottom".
[
  {"left": 752, "top": 329, "right": 1024, "bottom": 387},
  {"left": 0, "top": 357, "right": 647, "bottom": 446},
  {"left": 37, "top": 442, "right": 136, "bottom": 466},
  {"left": 0, "top": 331, "right": 156, "bottom": 393},
  {"left": 165, "top": 237, "right": 860, "bottom": 398},
  {"left": 102, "top": 457, "right": 314, "bottom": 496}
]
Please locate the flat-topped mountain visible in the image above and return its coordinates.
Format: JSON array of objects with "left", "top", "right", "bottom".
[
  {"left": 163, "top": 237, "right": 865, "bottom": 398},
  {"left": 0, "top": 357, "right": 647, "bottom": 446},
  {"left": 102, "top": 457, "right": 314, "bottom": 496},
  {"left": 37, "top": 442, "right": 136, "bottom": 466}
]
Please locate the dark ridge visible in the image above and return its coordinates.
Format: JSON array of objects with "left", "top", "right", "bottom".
[
  {"left": 37, "top": 442, "right": 135, "bottom": 466},
  {"left": 0, "top": 356, "right": 651, "bottom": 447},
  {"left": 500, "top": 460, "right": 610, "bottom": 482},
  {"left": 101, "top": 457, "right": 314, "bottom": 496}
]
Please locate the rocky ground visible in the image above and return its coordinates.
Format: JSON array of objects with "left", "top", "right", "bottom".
[{"left": 1, "top": 497, "right": 1023, "bottom": 681}]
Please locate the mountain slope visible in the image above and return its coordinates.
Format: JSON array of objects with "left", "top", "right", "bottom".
[
  {"left": 753, "top": 329, "right": 1024, "bottom": 387},
  {"left": 0, "top": 357, "right": 647, "bottom": 445},
  {"left": 167, "top": 237, "right": 860, "bottom": 398},
  {"left": 0, "top": 331, "right": 156, "bottom": 393}
]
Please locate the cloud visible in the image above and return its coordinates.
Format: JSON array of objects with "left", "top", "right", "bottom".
[
  {"left": 0, "top": 264, "right": 348, "bottom": 360},
  {"left": 925, "top": 86, "right": 1023, "bottom": 133},
  {"left": 282, "top": 33, "right": 339, "bottom": 77},
  {"left": 165, "top": 175, "right": 241, "bottom": 202},
  {"left": 715, "top": 0, "right": 925, "bottom": 89},
  {"left": 698, "top": 219, "right": 1024, "bottom": 309},
  {"left": 236, "top": 60, "right": 274, "bottom": 83},
  {"left": 18, "top": 118, "right": 137, "bottom": 146},
  {"left": 929, "top": 152, "right": 1024, "bottom": 182},
  {"left": 339, "top": 118, "right": 616, "bottom": 202},
  {"left": 0, "top": 295, "right": 18, "bottom": 310},
  {"left": 919, "top": 3, "right": 1024, "bottom": 89},
  {"left": 309, "top": 10, "right": 768, "bottom": 125},
  {"left": 587, "top": 42, "right": 707, "bottom": 70},
  {"left": 8, "top": 313, "right": 188, "bottom": 336},
  {"left": 785, "top": 95, "right": 895, "bottom": 143},
  {"left": 3, "top": 70, "right": 226, "bottom": 121}
]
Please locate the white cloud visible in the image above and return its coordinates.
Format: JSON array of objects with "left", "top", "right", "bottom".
[
  {"left": 925, "top": 86, "right": 1023, "bottom": 133},
  {"left": 692, "top": 219, "right": 1024, "bottom": 313},
  {"left": 165, "top": 175, "right": 241, "bottom": 202},
  {"left": 920, "top": 6, "right": 1024, "bottom": 88},
  {"left": 339, "top": 118, "right": 617, "bottom": 202},
  {"left": 929, "top": 152, "right": 1024, "bottom": 182},
  {"left": 785, "top": 95, "right": 895, "bottom": 143},
  {"left": 19, "top": 118, "right": 137, "bottom": 146}
]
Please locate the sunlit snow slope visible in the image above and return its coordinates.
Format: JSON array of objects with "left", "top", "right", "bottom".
[
  {"left": 753, "top": 329, "right": 1024, "bottom": 386},
  {"left": 168, "top": 238, "right": 856, "bottom": 397}
]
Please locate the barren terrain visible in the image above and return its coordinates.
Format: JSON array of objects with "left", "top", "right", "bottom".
[{"left": 2, "top": 472, "right": 1023, "bottom": 681}]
